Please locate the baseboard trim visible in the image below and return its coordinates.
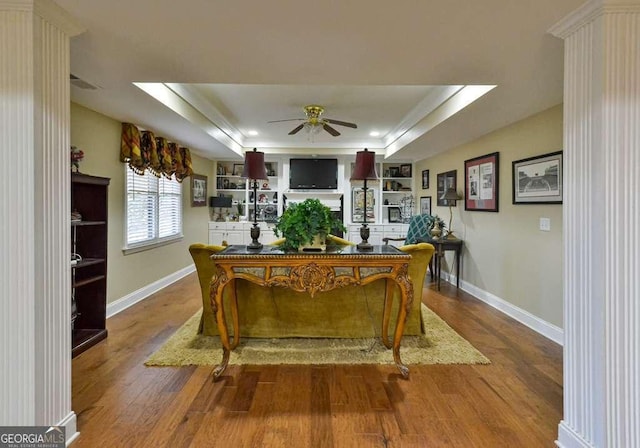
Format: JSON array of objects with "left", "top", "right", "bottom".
[
  {"left": 444, "top": 273, "right": 564, "bottom": 346},
  {"left": 556, "top": 421, "right": 594, "bottom": 448},
  {"left": 106, "top": 264, "right": 195, "bottom": 318},
  {"left": 58, "top": 411, "right": 78, "bottom": 446}
]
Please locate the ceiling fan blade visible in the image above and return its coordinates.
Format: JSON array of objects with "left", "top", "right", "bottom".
[
  {"left": 325, "top": 118, "right": 358, "bottom": 129},
  {"left": 323, "top": 124, "right": 341, "bottom": 137},
  {"left": 267, "top": 118, "right": 305, "bottom": 123},
  {"left": 288, "top": 124, "right": 305, "bottom": 135}
]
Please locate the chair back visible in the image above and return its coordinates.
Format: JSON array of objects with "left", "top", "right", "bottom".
[{"left": 405, "top": 214, "right": 437, "bottom": 244}]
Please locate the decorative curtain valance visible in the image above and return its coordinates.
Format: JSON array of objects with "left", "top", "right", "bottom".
[{"left": 120, "top": 122, "right": 193, "bottom": 182}]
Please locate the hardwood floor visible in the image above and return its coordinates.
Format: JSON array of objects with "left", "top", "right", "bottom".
[{"left": 72, "top": 273, "right": 562, "bottom": 447}]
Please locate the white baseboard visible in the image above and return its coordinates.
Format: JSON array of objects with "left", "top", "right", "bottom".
[
  {"left": 106, "top": 264, "right": 195, "bottom": 318},
  {"left": 58, "top": 411, "right": 78, "bottom": 446},
  {"left": 443, "top": 273, "right": 564, "bottom": 346},
  {"left": 556, "top": 421, "right": 594, "bottom": 448}
]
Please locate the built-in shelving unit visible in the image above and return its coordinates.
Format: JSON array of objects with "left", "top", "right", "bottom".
[{"left": 71, "top": 173, "right": 109, "bottom": 357}]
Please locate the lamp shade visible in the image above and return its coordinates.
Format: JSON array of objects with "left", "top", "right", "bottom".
[
  {"left": 350, "top": 148, "right": 379, "bottom": 181},
  {"left": 241, "top": 148, "right": 268, "bottom": 180},
  {"left": 441, "top": 188, "right": 461, "bottom": 201},
  {"left": 209, "top": 196, "right": 233, "bottom": 208}
]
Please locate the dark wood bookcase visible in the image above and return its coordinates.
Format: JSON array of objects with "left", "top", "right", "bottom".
[{"left": 71, "top": 173, "right": 110, "bottom": 357}]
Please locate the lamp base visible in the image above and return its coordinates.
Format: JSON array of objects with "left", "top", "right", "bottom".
[
  {"left": 357, "top": 224, "right": 374, "bottom": 251},
  {"left": 247, "top": 223, "right": 263, "bottom": 250}
]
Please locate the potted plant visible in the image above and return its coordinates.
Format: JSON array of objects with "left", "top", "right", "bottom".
[{"left": 274, "top": 198, "right": 346, "bottom": 252}]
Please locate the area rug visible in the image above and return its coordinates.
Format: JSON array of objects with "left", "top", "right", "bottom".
[{"left": 145, "top": 304, "right": 490, "bottom": 367}]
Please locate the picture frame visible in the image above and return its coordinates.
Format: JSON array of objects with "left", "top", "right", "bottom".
[
  {"left": 421, "top": 169, "right": 430, "bottom": 189},
  {"left": 190, "top": 173, "right": 207, "bottom": 207},
  {"left": 232, "top": 163, "right": 244, "bottom": 176},
  {"left": 389, "top": 166, "right": 400, "bottom": 178},
  {"left": 437, "top": 170, "right": 457, "bottom": 207},
  {"left": 400, "top": 164, "right": 412, "bottom": 178},
  {"left": 352, "top": 188, "right": 376, "bottom": 223},
  {"left": 420, "top": 196, "right": 432, "bottom": 215},
  {"left": 512, "top": 151, "right": 563, "bottom": 204},
  {"left": 265, "top": 162, "right": 276, "bottom": 177},
  {"left": 464, "top": 152, "right": 499, "bottom": 212},
  {"left": 388, "top": 207, "right": 402, "bottom": 223}
]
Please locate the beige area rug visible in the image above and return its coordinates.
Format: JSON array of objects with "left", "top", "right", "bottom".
[{"left": 145, "top": 304, "right": 490, "bottom": 367}]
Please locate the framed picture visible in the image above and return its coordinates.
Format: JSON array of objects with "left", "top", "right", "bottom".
[
  {"left": 190, "top": 173, "right": 207, "bottom": 207},
  {"left": 421, "top": 169, "right": 430, "bottom": 189},
  {"left": 420, "top": 196, "right": 432, "bottom": 215},
  {"left": 400, "top": 164, "right": 412, "bottom": 178},
  {"left": 388, "top": 207, "right": 402, "bottom": 223},
  {"left": 464, "top": 152, "right": 499, "bottom": 212},
  {"left": 352, "top": 188, "right": 376, "bottom": 223},
  {"left": 512, "top": 151, "right": 563, "bottom": 204},
  {"left": 437, "top": 170, "right": 457, "bottom": 207},
  {"left": 232, "top": 163, "right": 244, "bottom": 176},
  {"left": 389, "top": 166, "right": 400, "bottom": 178}
]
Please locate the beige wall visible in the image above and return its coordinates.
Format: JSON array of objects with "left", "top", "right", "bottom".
[
  {"left": 415, "top": 105, "right": 563, "bottom": 328},
  {"left": 70, "top": 103, "right": 214, "bottom": 303}
]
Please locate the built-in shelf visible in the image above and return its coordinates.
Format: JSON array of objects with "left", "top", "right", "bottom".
[{"left": 71, "top": 173, "right": 109, "bottom": 357}]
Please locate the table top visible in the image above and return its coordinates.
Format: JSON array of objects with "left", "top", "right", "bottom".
[
  {"left": 419, "top": 237, "right": 463, "bottom": 246},
  {"left": 215, "top": 244, "right": 407, "bottom": 257}
]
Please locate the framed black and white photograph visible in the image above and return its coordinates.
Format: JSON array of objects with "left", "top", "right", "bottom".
[
  {"left": 437, "top": 170, "right": 457, "bottom": 207},
  {"left": 400, "top": 164, "right": 412, "bottom": 178},
  {"left": 420, "top": 196, "right": 432, "bottom": 215},
  {"left": 388, "top": 207, "right": 402, "bottom": 223},
  {"left": 421, "top": 169, "right": 430, "bottom": 189},
  {"left": 512, "top": 151, "right": 563, "bottom": 204},
  {"left": 389, "top": 166, "right": 400, "bottom": 178},
  {"left": 190, "top": 173, "right": 207, "bottom": 207},
  {"left": 464, "top": 152, "right": 499, "bottom": 212}
]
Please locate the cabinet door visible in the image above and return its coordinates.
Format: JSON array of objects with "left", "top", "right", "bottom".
[
  {"left": 208, "top": 230, "right": 226, "bottom": 246},
  {"left": 225, "top": 230, "right": 245, "bottom": 245},
  {"left": 368, "top": 231, "right": 384, "bottom": 246}
]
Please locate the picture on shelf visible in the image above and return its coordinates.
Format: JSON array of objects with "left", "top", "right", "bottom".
[
  {"left": 389, "top": 167, "right": 400, "bottom": 177},
  {"left": 388, "top": 207, "right": 402, "bottom": 223},
  {"left": 232, "top": 163, "right": 244, "bottom": 176},
  {"left": 400, "top": 164, "right": 412, "bottom": 178}
]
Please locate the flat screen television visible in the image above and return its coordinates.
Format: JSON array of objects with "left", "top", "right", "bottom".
[{"left": 289, "top": 158, "right": 338, "bottom": 190}]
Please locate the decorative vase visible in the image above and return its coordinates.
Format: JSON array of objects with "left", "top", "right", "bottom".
[
  {"left": 298, "top": 234, "right": 327, "bottom": 252},
  {"left": 430, "top": 222, "right": 442, "bottom": 239}
]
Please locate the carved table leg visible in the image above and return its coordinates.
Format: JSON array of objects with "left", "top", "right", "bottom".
[
  {"left": 228, "top": 279, "right": 240, "bottom": 350},
  {"left": 392, "top": 264, "right": 413, "bottom": 378},
  {"left": 210, "top": 266, "right": 232, "bottom": 381},
  {"left": 381, "top": 279, "right": 395, "bottom": 349}
]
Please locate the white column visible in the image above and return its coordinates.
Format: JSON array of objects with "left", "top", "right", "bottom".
[
  {"left": 0, "top": 0, "right": 83, "bottom": 443},
  {"left": 549, "top": 1, "right": 640, "bottom": 447}
]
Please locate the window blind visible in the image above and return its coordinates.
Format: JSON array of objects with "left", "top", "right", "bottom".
[{"left": 126, "top": 166, "right": 182, "bottom": 248}]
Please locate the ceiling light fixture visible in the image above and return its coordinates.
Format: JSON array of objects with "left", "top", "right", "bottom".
[
  {"left": 369, "top": 131, "right": 380, "bottom": 137},
  {"left": 248, "top": 130, "right": 258, "bottom": 136}
]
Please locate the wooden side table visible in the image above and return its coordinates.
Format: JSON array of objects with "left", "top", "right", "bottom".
[{"left": 421, "top": 237, "right": 463, "bottom": 290}]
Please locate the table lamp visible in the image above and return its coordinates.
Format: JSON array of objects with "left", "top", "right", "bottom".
[
  {"left": 241, "top": 148, "right": 269, "bottom": 249},
  {"left": 441, "top": 188, "right": 461, "bottom": 239},
  {"left": 350, "top": 148, "right": 378, "bottom": 250},
  {"left": 209, "top": 195, "right": 233, "bottom": 222}
]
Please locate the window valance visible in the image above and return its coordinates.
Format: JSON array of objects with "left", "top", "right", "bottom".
[{"left": 120, "top": 122, "right": 193, "bottom": 182}]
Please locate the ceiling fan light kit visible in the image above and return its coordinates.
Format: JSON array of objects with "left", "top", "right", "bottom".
[{"left": 270, "top": 104, "right": 357, "bottom": 137}]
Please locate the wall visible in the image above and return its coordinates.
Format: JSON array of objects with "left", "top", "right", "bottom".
[
  {"left": 415, "top": 105, "right": 563, "bottom": 329},
  {"left": 70, "top": 103, "right": 214, "bottom": 304}
]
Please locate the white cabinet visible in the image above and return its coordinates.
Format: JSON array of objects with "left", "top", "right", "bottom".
[
  {"left": 208, "top": 222, "right": 249, "bottom": 246},
  {"left": 382, "top": 224, "right": 409, "bottom": 241},
  {"left": 347, "top": 224, "right": 408, "bottom": 245}
]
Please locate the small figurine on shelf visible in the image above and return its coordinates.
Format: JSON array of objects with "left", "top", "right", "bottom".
[{"left": 70, "top": 146, "right": 84, "bottom": 172}]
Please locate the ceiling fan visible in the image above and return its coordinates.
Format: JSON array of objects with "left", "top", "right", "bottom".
[{"left": 267, "top": 105, "right": 358, "bottom": 137}]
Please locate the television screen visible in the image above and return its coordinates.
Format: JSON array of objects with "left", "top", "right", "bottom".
[{"left": 289, "top": 158, "right": 338, "bottom": 189}]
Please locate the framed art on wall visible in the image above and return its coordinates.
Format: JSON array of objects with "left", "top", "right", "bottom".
[
  {"left": 191, "top": 174, "right": 207, "bottom": 207},
  {"left": 464, "top": 152, "right": 499, "bottom": 212},
  {"left": 421, "top": 169, "right": 429, "bottom": 189},
  {"left": 512, "top": 151, "right": 563, "bottom": 204},
  {"left": 437, "top": 170, "right": 457, "bottom": 206},
  {"left": 420, "top": 196, "right": 432, "bottom": 215}
]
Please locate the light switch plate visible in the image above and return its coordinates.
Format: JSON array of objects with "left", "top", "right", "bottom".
[{"left": 539, "top": 217, "right": 551, "bottom": 231}]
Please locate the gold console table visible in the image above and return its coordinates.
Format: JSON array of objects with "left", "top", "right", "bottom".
[{"left": 209, "top": 244, "right": 414, "bottom": 380}]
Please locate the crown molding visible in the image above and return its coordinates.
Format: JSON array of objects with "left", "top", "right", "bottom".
[
  {"left": 549, "top": 0, "right": 640, "bottom": 39},
  {"left": 0, "top": 0, "right": 85, "bottom": 36}
]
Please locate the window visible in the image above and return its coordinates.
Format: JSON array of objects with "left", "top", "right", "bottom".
[{"left": 125, "top": 166, "right": 183, "bottom": 252}]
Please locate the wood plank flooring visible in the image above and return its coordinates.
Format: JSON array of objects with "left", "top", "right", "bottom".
[{"left": 72, "top": 273, "right": 562, "bottom": 447}]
